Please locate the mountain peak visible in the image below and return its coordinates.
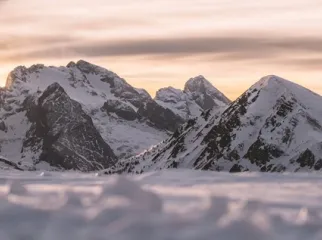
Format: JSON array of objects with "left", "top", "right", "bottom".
[
  {"left": 184, "top": 75, "right": 212, "bottom": 93},
  {"left": 260, "top": 74, "right": 284, "bottom": 83},
  {"left": 154, "top": 86, "right": 186, "bottom": 107},
  {"left": 76, "top": 59, "right": 95, "bottom": 67},
  {"left": 68, "top": 59, "right": 107, "bottom": 75},
  {"left": 66, "top": 61, "right": 76, "bottom": 68},
  {"left": 155, "top": 86, "right": 183, "bottom": 100},
  {"left": 255, "top": 75, "right": 290, "bottom": 90},
  {"left": 250, "top": 75, "right": 321, "bottom": 103},
  {"left": 184, "top": 75, "right": 231, "bottom": 107}
]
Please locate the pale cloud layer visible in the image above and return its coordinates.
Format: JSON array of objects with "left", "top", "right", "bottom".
[{"left": 0, "top": 0, "right": 322, "bottom": 99}]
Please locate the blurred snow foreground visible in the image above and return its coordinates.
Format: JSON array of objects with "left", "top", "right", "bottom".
[{"left": 1, "top": 170, "right": 322, "bottom": 239}]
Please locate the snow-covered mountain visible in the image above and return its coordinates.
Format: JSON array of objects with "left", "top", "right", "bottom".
[
  {"left": 155, "top": 75, "right": 230, "bottom": 120},
  {"left": 0, "top": 60, "right": 228, "bottom": 171},
  {"left": 0, "top": 61, "right": 171, "bottom": 170},
  {"left": 104, "top": 75, "right": 322, "bottom": 174}
]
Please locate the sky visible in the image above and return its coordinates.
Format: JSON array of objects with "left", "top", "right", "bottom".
[{"left": 0, "top": 0, "right": 322, "bottom": 99}]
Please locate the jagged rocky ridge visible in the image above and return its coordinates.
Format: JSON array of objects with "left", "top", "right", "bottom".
[
  {"left": 0, "top": 60, "right": 229, "bottom": 171},
  {"left": 103, "top": 75, "right": 322, "bottom": 174},
  {"left": 155, "top": 75, "right": 230, "bottom": 120}
]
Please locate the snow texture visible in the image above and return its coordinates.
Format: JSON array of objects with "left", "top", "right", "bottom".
[{"left": 0, "top": 169, "right": 322, "bottom": 239}]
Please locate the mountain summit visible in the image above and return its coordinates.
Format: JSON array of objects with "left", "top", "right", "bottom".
[
  {"left": 184, "top": 75, "right": 231, "bottom": 107},
  {"left": 155, "top": 75, "right": 231, "bottom": 120}
]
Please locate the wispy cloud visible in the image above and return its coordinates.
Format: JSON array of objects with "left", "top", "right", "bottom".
[
  {"left": 276, "top": 58, "right": 322, "bottom": 70},
  {"left": 0, "top": 0, "right": 9, "bottom": 6},
  {"left": 1, "top": 0, "right": 322, "bottom": 68},
  {"left": 3, "top": 35, "right": 322, "bottom": 69},
  {"left": 0, "top": 35, "right": 75, "bottom": 50}
]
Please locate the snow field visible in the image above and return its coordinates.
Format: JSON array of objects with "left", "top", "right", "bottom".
[{"left": 0, "top": 169, "right": 322, "bottom": 239}]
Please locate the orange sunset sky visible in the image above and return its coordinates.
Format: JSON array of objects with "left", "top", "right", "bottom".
[{"left": 0, "top": 0, "right": 321, "bottom": 100}]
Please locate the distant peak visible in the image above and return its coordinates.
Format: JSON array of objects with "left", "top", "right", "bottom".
[
  {"left": 184, "top": 75, "right": 214, "bottom": 92},
  {"left": 184, "top": 75, "right": 210, "bottom": 88},
  {"left": 75, "top": 59, "right": 98, "bottom": 69},
  {"left": 157, "top": 86, "right": 182, "bottom": 94},
  {"left": 68, "top": 60, "right": 107, "bottom": 75},
  {"left": 66, "top": 61, "right": 76, "bottom": 68},
  {"left": 155, "top": 87, "right": 184, "bottom": 100},
  {"left": 183, "top": 75, "right": 231, "bottom": 104},
  {"left": 76, "top": 59, "right": 93, "bottom": 66},
  {"left": 191, "top": 75, "right": 207, "bottom": 81},
  {"left": 135, "top": 88, "right": 152, "bottom": 100}
]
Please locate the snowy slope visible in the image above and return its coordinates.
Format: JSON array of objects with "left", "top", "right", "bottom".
[
  {"left": 109, "top": 75, "right": 322, "bottom": 173},
  {"left": 1, "top": 169, "right": 322, "bottom": 239},
  {"left": 104, "top": 106, "right": 226, "bottom": 174},
  {"left": 155, "top": 75, "right": 231, "bottom": 120},
  {"left": 155, "top": 87, "right": 203, "bottom": 120}
]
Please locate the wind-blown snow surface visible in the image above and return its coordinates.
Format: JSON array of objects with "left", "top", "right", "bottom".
[{"left": 1, "top": 169, "right": 322, "bottom": 239}]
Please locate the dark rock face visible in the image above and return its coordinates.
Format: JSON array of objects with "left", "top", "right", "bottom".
[
  {"left": 244, "top": 139, "right": 284, "bottom": 167},
  {"left": 229, "top": 164, "right": 246, "bottom": 173},
  {"left": 314, "top": 159, "right": 322, "bottom": 170},
  {"left": 295, "top": 149, "right": 316, "bottom": 168},
  {"left": 101, "top": 99, "right": 138, "bottom": 121},
  {"left": 138, "top": 100, "right": 184, "bottom": 132},
  {"left": 0, "top": 156, "right": 23, "bottom": 171},
  {"left": 0, "top": 121, "right": 7, "bottom": 132},
  {"left": 0, "top": 88, "right": 5, "bottom": 105},
  {"left": 22, "top": 83, "right": 117, "bottom": 171}
]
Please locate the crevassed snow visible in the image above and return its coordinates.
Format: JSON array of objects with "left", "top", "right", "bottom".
[{"left": 1, "top": 169, "right": 322, "bottom": 239}]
